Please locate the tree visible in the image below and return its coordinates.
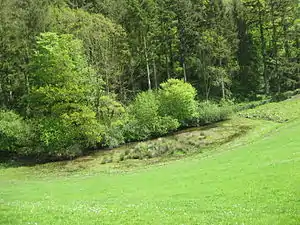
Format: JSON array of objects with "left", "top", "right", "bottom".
[
  {"left": 0, "top": 0, "right": 51, "bottom": 111},
  {"left": 49, "top": 7, "right": 129, "bottom": 101},
  {"left": 28, "top": 32, "right": 103, "bottom": 156},
  {"left": 232, "top": 0, "right": 261, "bottom": 99}
]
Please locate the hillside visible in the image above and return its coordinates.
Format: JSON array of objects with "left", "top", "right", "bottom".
[{"left": 0, "top": 99, "right": 299, "bottom": 225}]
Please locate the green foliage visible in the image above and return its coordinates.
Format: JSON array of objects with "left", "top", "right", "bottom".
[
  {"left": 97, "top": 96, "right": 125, "bottom": 125},
  {"left": 97, "top": 95, "right": 127, "bottom": 148},
  {"left": 196, "top": 101, "right": 234, "bottom": 125},
  {"left": 159, "top": 79, "right": 198, "bottom": 122},
  {"left": 124, "top": 91, "right": 179, "bottom": 141},
  {"left": 56, "top": 104, "right": 103, "bottom": 147},
  {"left": 1, "top": 0, "right": 299, "bottom": 162},
  {"left": 131, "top": 91, "right": 159, "bottom": 122},
  {"left": 26, "top": 32, "right": 103, "bottom": 158},
  {"left": 49, "top": 6, "right": 129, "bottom": 99},
  {"left": 0, "top": 110, "right": 32, "bottom": 153},
  {"left": 28, "top": 32, "right": 95, "bottom": 112},
  {"left": 35, "top": 104, "right": 103, "bottom": 157},
  {"left": 0, "top": 0, "right": 51, "bottom": 109}
]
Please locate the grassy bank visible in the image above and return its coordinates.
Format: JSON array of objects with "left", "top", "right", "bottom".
[{"left": 0, "top": 99, "right": 299, "bottom": 225}]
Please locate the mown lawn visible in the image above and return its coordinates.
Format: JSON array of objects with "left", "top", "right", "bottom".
[{"left": 0, "top": 101, "right": 300, "bottom": 225}]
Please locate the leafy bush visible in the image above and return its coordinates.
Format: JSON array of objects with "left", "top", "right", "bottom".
[
  {"left": 102, "top": 123, "right": 126, "bottom": 148},
  {"left": 152, "top": 116, "right": 179, "bottom": 136},
  {"left": 124, "top": 91, "right": 179, "bottom": 141},
  {"left": 130, "top": 91, "right": 160, "bottom": 124},
  {"left": 35, "top": 104, "right": 103, "bottom": 158},
  {"left": 0, "top": 110, "right": 32, "bottom": 153},
  {"left": 97, "top": 95, "right": 127, "bottom": 148},
  {"left": 196, "top": 101, "right": 233, "bottom": 125},
  {"left": 159, "top": 79, "right": 198, "bottom": 122}
]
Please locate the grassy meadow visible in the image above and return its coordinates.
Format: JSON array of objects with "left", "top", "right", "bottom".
[{"left": 0, "top": 98, "right": 300, "bottom": 225}]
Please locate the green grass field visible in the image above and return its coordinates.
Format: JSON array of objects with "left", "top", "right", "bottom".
[{"left": 1, "top": 99, "right": 300, "bottom": 225}]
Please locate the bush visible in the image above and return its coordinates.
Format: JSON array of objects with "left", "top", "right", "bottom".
[
  {"left": 102, "top": 122, "right": 126, "bottom": 148},
  {"left": 97, "top": 95, "right": 127, "bottom": 148},
  {"left": 35, "top": 104, "right": 104, "bottom": 158},
  {"left": 55, "top": 104, "right": 103, "bottom": 147},
  {"left": 159, "top": 79, "right": 198, "bottom": 122},
  {"left": 124, "top": 91, "right": 179, "bottom": 141},
  {"left": 0, "top": 110, "right": 32, "bottom": 154},
  {"left": 196, "top": 101, "right": 233, "bottom": 125},
  {"left": 130, "top": 91, "right": 160, "bottom": 126},
  {"left": 152, "top": 116, "right": 179, "bottom": 136}
]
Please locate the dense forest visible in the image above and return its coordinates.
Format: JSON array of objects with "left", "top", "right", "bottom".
[{"left": 0, "top": 0, "right": 299, "bottom": 160}]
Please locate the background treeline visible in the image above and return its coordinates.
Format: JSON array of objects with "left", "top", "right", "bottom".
[{"left": 0, "top": 0, "right": 299, "bottom": 160}]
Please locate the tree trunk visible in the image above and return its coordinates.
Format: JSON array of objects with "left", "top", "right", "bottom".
[
  {"left": 153, "top": 59, "right": 158, "bottom": 89},
  {"left": 183, "top": 61, "right": 187, "bottom": 82},
  {"left": 221, "top": 76, "right": 225, "bottom": 99},
  {"left": 95, "top": 74, "right": 101, "bottom": 120},
  {"left": 130, "top": 68, "right": 136, "bottom": 94},
  {"left": 258, "top": 3, "right": 269, "bottom": 95},
  {"left": 168, "top": 40, "right": 174, "bottom": 77},
  {"left": 144, "top": 36, "right": 151, "bottom": 90},
  {"left": 166, "top": 55, "right": 170, "bottom": 79},
  {"left": 25, "top": 72, "right": 30, "bottom": 115},
  {"left": 105, "top": 70, "right": 109, "bottom": 94},
  {"left": 220, "top": 59, "right": 225, "bottom": 99},
  {"left": 270, "top": 0, "right": 279, "bottom": 93},
  {"left": 24, "top": 47, "right": 30, "bottom": 116},
  {"left": 204, "top": 69, "right": 210, "bottom": 102}
]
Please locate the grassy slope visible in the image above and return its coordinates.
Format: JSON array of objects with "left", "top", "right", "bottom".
[
  {"left": 238, "top": 98, "right": 300, "bottom": 122},
  {"left": 0, "top": 101, "right": 300, "bottom": 225}
]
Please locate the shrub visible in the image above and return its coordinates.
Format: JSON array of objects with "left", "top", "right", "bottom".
[
  {"left": 96, "top": 95, "right": 126, "bottom": 126},
  {"left": 152, "top": 116, "right": 179, "bottom": 136},
  {"left": 97, "top": 95, "right": 127, "bottom": 148},
  {"left": 124, "top": 91, "right": 179, "bottom": 141},
  {"left": 130, "top": 91, "right": 160, "bottom": 125},
  {"left": 102, "top": 124, "right": 126, "bottom": 148},
  {"left": 196, "top": 101, "right": 233, "bottom": 125},
  {"left": 54, "top": 104, "right": 103, "bottom": 147},
  {"left": 159, "top": 79, "right": 198, "bottom": 122},
  {"left": 0, "top": 110, "right": 32, "bottom": 154},
  {"left": 35, "top": 104, "right": 104, "bottom": 158}
]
